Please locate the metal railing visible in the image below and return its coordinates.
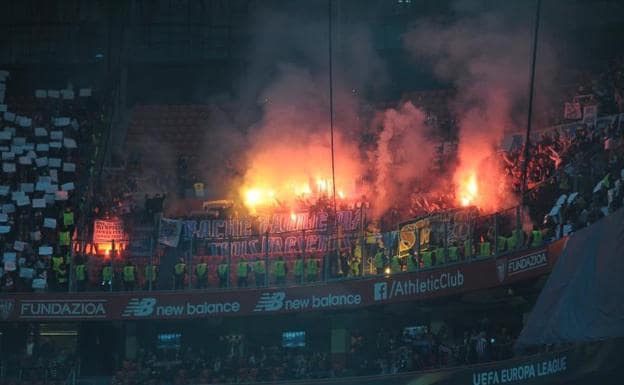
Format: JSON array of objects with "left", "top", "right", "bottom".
[{"left": 16, "top": 199, "right": 551, "bottom": 294}]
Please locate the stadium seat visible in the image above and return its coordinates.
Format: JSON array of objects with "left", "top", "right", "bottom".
[
  {"left": 464, "top": 239, "right": 473, "bottom": 259},
  {"left": 496, "top": 236, "right": 507, "bottom": 254},
  {"left": 421, "top": 251, "right": 433, "bottom": 267},
  {"left": 506, "top": 234, "right": 517, "bottom": 251},
  {"left": 479, "top": 242, "right": 491, "bottom": 257},
  {"left": 447, "top": 246, "right": 459, "bottom": 262},
  {"left": 435, "top": 247, "right": 445, "bottom": 265}
]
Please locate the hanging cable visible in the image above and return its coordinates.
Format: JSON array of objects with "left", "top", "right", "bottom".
[
  {"left": 328, "top": 0, "right": 337, "bottom": 219},
  {"left": 520, "top": 0, "right": 542, "bottom": 197}
]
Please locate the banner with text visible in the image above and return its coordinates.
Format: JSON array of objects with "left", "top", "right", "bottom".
[
  {"left": 399, "top": 207, "right": 479, "bottom": 256},
  {"left": 171, "top": 209, "right": 365, "bottom": 256},
  {"left": 92, "top": 219, "right": 126, "bottom": 244},
  {"left": 0, "top": 242, "right": 564, "bottom": 322}
]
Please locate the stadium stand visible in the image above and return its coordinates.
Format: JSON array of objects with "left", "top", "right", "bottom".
[
  {"left": 65, "top": 107, "right": 621, "bottom": 293},
  {"left": 0, "top": 70, "right": 107, "bottom": 294},
  {"left": 0, "top": 57, "right": 623, "bottom": 385},
  {"left": 3, "top": 1, "right": 624, "bottom": 384},
  {"left": 97, "top": 107, "right": 624, "bottom": 384},
  {"left": 0, "top": 58, "right": 622, "bottom": 298},
  {"left": 108, "top": 319, "right": 516, "bottom": 384},
  {"left": 0, "top": 111, "right": 620, "bottom": 385}
]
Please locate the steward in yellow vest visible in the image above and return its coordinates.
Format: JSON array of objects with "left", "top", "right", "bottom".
[
  {"left": 273, "top": 256, "right": 287, "bottom": 285},
  {"left": 51, "top": 256, "right": 66, "bottom": 290},
  {"left": 63, "top": 208, "right": 74, "bottom": 227},
  {"left": 101, "top": 264, "right": 113, "bottom": 290},
  {"left": 195, "top": 261, "right": 208, "bottom": 289},
  {"left": 293, "top": 256, "right": 304, "bottom": 283},
  {"left": 217, "top": 258, "right": 229, "bottom": 288},
  {"left": 530, "top": 228, "right": 543, "bottom": 247},
  {"left": 306, "top": 256, "right": 319, "bottom": 282},
  {"left": 173, "top": 258, "right": 186, "bottom": 290},
  {"left": 75, "top": 262, "right": 87, "bottom": 291},
  {"left": 123, "top": 261, "right": 136, "bottom": 291},
  {"left": 390, "top": 255, "right": 401, "bottom": 274},
  {"left": 59, "top": 231, "right": 70, "bottom": 247},
  {"left": 374, "top": 249, "right": 386, "bottom": 274},
  {"left": 236, "top": 259, "right": 249, "bottom": 287},
  {"left": 52, "top": 255, "right": 64, "bottom": 274},
  {"left": 254, "top": 257, "right": 266, "bottom": 287},
  {"left": 349, "top": 257, "right": 360, "bottom": 277}
]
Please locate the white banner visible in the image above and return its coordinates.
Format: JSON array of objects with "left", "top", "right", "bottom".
[{"left": 158, "top": 218, "right": 182, "bottom": 247}]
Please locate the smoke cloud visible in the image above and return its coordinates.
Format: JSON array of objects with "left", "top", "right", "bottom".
[
  {"left": 195, "top": 103, "right": 248, "bottom": 198},
  {"left": 241, "top": 64, "right": 363, "bottom": 206},
  {"left": 165, "top": 0, "right": 560, "bottom": 220},
  {"left": 371, "top": 101, "right": 434, "bottom": 217},
  {"left": 192, "top": 3, "right": 377, "bottom": 212},
  {"left": 201, "top": 2, "right": 439, "bottom": 217},
  {"left": 403, "top": 0, "right": 557, "bottom": 212}
]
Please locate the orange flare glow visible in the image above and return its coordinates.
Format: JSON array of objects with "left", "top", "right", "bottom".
[
  {"left": 239, "top": 131, "right": 361, "bottom": 212},
  {"left": 242, "top": 177, "right": 347, "bottom": 212},
  {"left": 244, "top": 188, "right": 264, "bottom": 209},
  {"left": 459, "top": 171, "right": 479, "bottom": 207},
  {"left": 300, "top": 183, "right": 312, "bottom": 195}
]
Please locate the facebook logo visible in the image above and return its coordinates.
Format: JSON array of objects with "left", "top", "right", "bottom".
[{"left": 374, "top": 282, "right": 388, "bottom": 301}]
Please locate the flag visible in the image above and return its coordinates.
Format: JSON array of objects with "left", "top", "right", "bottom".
[
  {"left": 582, "top": 105, "right": 597, "bottom": 126},
  {"left": 563, "top": 102, "right": 581, "bottom": 120},
  {"left": 158, "top": 218, "right": 182, "bottom": 247}
]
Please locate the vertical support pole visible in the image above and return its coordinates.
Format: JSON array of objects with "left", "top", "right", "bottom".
[
  {"left": 227, "top": 237, "right": 232, "bottom": 289},
  {"left": 443, "top": 221, "right": 449, "bottom": 264},
  {"left": 188, "top": 235, "right": 193, "bottom": 290},
  {"left": 301, "top": 229, "right": 306, "bottom": 284},
  {"left": 416, "top": 227, "right": 421, "bottom": 268},
  {"left": 359, "top": 203, "right": 365, "bottom": 276},
  {"left": 264, "top": 231, "right": 270, "bottom": 286},
  {"left": 110, "top": 239, "right": 115, "bottom": 292},
  {"left": 148, "top": 237, "right": 154, "bottom": 291},
  {"left": 68, "top": 239, "right": 75, "bottom": 292},
  {"left": 494, "top": 214, "right": 499, "bottom": 257}
]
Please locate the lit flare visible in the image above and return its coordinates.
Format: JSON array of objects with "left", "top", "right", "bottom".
[{"left": 459, "top": 171, "right": 478, "bottom": 207}]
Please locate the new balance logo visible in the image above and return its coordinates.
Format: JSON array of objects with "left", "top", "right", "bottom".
[
  {"left": 0, "top": 299, "right": 14, "bottom": 320},
  {"left": 122, "top": 298, "right": 157, "bottom": 317},
  {"left": 374, "top": 282, "right": 388, "bottom": 301},
  {"left": 253, "top": 292, "right": 286, "bottom": 312}
]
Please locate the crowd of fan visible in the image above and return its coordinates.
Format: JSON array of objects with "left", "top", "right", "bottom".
[
  {"left": 505, "top": 57, "right": 624, "bottom": 209},
  {"left": 2, "top": 62, "right": 623, "bottom": 296},
  {"left": 455, "top": 112, "right": 622, "bottom": 249},
  {"left": 537, "top": 122, "right": 623, "bottom": 239},
  {"left": 4, "top": 118, "right": 622, "bottom": 294},
  {"left": 406, "top": 56, "right": 624, "bottom": 219},
  {"left": 352, "top": 323, "right": 515, "bottom": 376},
  {"left": 110, "top": 345, "right": 332, "bottom": 385},
  {"left": 109, "top": 319, "right": 516, "bottom": 385},
  {"left": 29, "top": 114, "right": 624, "bottom": 293},
  {"left": 0, "top": 333, "right": 75, "bottom": 385},
  {"left": 555, "top": 57, "right": 624, "bottom": 125},
  {"left": 0, "top": 70, "right": 105, "bottom": 293}
]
